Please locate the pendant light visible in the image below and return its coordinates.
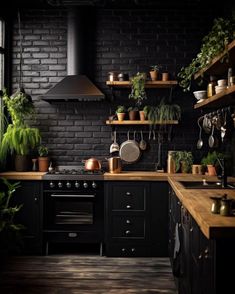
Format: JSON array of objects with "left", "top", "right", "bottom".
[{"left": 10, "top": 10, "right": 32, "bottom": 103}]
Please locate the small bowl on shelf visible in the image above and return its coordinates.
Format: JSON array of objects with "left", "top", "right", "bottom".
[{"left": 193, "top": 90, "right": 207, "bottom": 101}]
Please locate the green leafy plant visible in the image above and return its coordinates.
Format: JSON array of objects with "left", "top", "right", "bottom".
[
  {"left": 0, "top": 90, "right": 41, "bottom": 165},
  {"left": 201, "top": 151, "right": 224, "bottom": 167},
  {"left": 177, "top": 17, "right": 235, "bottom": 92},
  {"left": 116, "top": 105, "right": 126, "bottom": 113},
  {"left": 150, "top": 64, "right": 162, "bottom": 71},
  {"left": 0, "top": 177, "right": 24, "bottom": 252},
  {"left": 38, "top": 145, "right": 49, "bottom": 157},
  {"left": 129, "top": 72, "right": 147, "bottom": 107},
  {"left": 157, "top": 98, "right": 181, "bottom": 122},
  {"left": 172, "top": 151, "right": 193, "bottom": 173}
]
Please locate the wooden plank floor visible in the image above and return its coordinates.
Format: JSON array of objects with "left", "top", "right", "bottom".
[{"left": 0, "top": 255, "right": 177, "bottom": 294}]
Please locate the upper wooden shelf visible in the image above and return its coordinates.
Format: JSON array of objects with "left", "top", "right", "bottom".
[
  {"left": 194, "top": 84, "right": 235, "bottom": 109},
  {"left": 106, "top": 80, "right": 178, "bottom": 88},
  {"left": 106, "top": 120, "right": 179, "bottom": 125},
  {"left": 194, "top": 39, "right": 235, "bottom": 80}
]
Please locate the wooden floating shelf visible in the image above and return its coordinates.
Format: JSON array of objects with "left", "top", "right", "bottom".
[
  {"left": 106, "top": 120, "right": 179, "bottom": 125},
  {"left": 106, "top": 80, "right": 178, "bottom": 88},
  {"left": 194, "top": 85, "right": 235, "bottom": 109},
  {"left": 194, "top": 39, "right": 235, "bottom": 80}
]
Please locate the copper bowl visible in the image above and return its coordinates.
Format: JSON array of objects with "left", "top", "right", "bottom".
[{"left": 83, "top": 158, "right": 101, "bottom": 171}]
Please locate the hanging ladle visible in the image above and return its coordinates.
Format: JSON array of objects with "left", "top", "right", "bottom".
[
  {"left": 139, "top": 131, "right": 147, "bottom": 151},
  {"left": 197, "top": 117, "right": 203, "bottom": 149}
]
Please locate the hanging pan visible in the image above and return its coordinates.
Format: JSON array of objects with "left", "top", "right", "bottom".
[{"left": 119, "top": 131, "right": 141, "bottom": 164}]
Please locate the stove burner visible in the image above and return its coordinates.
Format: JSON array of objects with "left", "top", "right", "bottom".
[{"left": 49, "top": 169, "right": 103, "bottom": 175}]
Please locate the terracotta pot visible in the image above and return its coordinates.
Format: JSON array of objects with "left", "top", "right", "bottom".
[
  {"left": 38, "top": 157, "right": 50, "bottom": 172},
  {"left": 139, "top": 110, "right": 146, "bottom": 121},
  {"left": 207, "top": 165, "right": 217, "bottom": 176},
  {"left": 128, "top": 110, "right": 138, "bottom": 120},
  {"left": 162, "top": 72, "right": 169, "bottom": 81},
  {"left": 149, "top": 70, "right": 158, "bottom": 81},
  {"left": 117, "top": 113, "right": 125, "bottom": 121}
]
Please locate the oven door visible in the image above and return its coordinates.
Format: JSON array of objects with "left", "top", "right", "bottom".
[{"left": 44, "top": 192, "right": 99, "bottom": 229}]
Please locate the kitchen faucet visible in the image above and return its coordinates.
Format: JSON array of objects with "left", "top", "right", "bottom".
[{"left": 216, "top": 158, "right": 227, "bottom": 188}]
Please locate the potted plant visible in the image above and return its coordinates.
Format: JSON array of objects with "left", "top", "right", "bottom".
[
  {"left": 0, "top": 89, "right": 41, "bottom": 171},
  {"left": 171, "top": 151, "right": 194, "bottom": 173},
  {"left": 128, "top": 106, "right": 139, "bottom": 120},
  {"left": 0, "top": 177, "right": 24, "bottom": 259},
  {"left": 177, "top": 17, "right": 234, "bottom": 92},
  {"left": 129, "top": 72, "right": 147, "bottom": 107},
  {"left": 157, "top": 98, "right": 181, "bottom": 123},
  {"left": 139, "top": 105, "right": 149, "bottom": 121},
  {"left": 116, "top": 105, "right": 126, "bottom": 121},
  {"left": 38, "top": 145, "right": 49, "bottom": 172},
  {"left": 201, "top": 151, "right": 224, "bottom": 176},
  {"left": 149, "top": 65, "right": 162, "bottom": 81}
]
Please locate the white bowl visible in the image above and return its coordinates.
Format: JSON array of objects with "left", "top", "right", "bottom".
[{"left": 193, "top": 90, "right": 207, "bottom": 100}]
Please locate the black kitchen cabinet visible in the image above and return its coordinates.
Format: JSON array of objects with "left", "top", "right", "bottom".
[
  {"left": 104, "top": 181, "right": 168, "bottom": 257},
  {"left": 12, "top": 180, "right": 43, "bottom": 254}
]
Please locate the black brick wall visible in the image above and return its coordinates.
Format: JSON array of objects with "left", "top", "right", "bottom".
[{"left": 11, "top": 5, "right": 232, "bottom": 171}]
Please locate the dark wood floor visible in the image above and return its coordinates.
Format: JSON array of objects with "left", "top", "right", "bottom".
[{"left": 0, "top": 255, "right": 177, "bottom": 294}]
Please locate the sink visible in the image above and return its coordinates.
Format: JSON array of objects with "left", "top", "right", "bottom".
[{"left": 178, "top": 180, "right": 235, "bottom": 189}]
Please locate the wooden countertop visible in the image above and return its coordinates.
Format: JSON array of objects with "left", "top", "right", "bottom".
[
  {"left": 104, "top": 171, "right": 169, "bottom": 181},
  {"left": 168, "top": 175, "right": 235, "bottom": 239},
  {"left": 0, "top": 171, "right": 46, "bottom": 180}
]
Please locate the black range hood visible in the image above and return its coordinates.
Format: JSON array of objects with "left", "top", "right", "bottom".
[{"left": 40, "top": 8, "right": 105, "bottom": 102}]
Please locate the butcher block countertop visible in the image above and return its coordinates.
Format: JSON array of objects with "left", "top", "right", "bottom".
[
  {"left": 168, "top": 175, "right": 235, "bottom": 239},
  {"left": 0, "top": 171, "right": 46, "bottom": 180},
  {"left": 104, "top": 171, "right": 169, "bottom": 181}
]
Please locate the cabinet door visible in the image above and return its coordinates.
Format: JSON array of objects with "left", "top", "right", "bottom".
[{"left": 13, "top": 181, "right": 42, "bottom": 254}]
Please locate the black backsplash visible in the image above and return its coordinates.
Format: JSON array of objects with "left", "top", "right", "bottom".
[{"left": 10, "top": 5, "right": 234, "bottom": 172}]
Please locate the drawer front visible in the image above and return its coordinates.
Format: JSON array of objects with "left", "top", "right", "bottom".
[
  {"left": 105, "top": 244, "right": 151, "bottom": 257},
  {"left": 111, "top": 184, "right": 146, "bottom": 210},
  {"left": 111, "top": 215, "right": 145, "bottom": 238}
]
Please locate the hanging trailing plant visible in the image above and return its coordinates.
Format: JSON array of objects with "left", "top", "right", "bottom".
[
  {"left": 129, "top": 72, "right": 147, "bottom": 107},
  {"left": 177, "top": 17, "right": 235, "bottom": 92}
]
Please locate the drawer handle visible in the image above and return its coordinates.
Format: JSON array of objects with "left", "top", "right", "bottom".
[
  {"left": 131, "top": 248, "right": 135, "bottom": 252},
  {"left": 125, "top": 230, "right": 131, "bottom": 235},
  {"left": 68, "top": 232, "right": 78, "bottom": 238},
  {"left": 126, "top": 205, "right": 131, "bottom": 209},
  {"left": 126, "top": 192, "right": 131, "bottom": 196},
  {"left": 122, "top": 248, "right": 126, "bottom": 252},
  {"left": 126, "top": 219, "right": 131, "bottom": 224}
]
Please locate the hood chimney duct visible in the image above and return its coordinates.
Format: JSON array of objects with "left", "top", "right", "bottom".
[
  {"left": 67, "top": 8, "right": 85, "bottom": 75},
  {"left": 40, "top": 7, "right": 105, "bottom": 102}
]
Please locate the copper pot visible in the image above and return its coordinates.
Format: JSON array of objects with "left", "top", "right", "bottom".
[
  {"left": 83, "top": 158, "right": 101, "bottom": 171},
  {"left": 106, "top": 157, "right": 122, "bottom": 174}
]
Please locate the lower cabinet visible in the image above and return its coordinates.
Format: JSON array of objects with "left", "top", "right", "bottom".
[
  {"left": 169, "top": 185, "right": 235, "bottom": 294},
  {"left": 12, "top": 180, "right": 43, "bottom": 254},
  {"left": 104, "top": 181, "right": 168, "bottom": 257}
]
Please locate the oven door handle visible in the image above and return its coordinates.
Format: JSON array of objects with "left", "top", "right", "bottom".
[{"left": 50, "top": 194, "right": 95, "bottom": 198}]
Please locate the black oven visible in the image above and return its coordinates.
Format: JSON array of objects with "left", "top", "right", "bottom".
[{"left": 43, "top": 179, "right": 104, "bottom": 255}]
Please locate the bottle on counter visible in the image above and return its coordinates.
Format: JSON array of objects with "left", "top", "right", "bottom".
[
  {"left": 167, "top": 151, "right": 176, "bottom": 174},
  {"left": 207, "top": 75, "right": 216, "bottom": 97},
  {"left": 227, "top": 67, "right": 233, "bottom": 87}
]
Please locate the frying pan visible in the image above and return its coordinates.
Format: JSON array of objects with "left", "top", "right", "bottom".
[{"left": 119, "top": 131, "right": 140, "bottom": 163}]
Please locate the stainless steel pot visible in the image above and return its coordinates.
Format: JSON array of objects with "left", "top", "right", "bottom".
[
  {"left": 106, "top": 157, "right": 122, "bottom": 174},
  {"left": 82, "top": 158, "right": 101, "bottom": 171}
]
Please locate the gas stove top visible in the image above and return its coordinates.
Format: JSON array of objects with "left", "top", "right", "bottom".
[{"left": 43, "top": 165, "right": 104, "bottom": 181}]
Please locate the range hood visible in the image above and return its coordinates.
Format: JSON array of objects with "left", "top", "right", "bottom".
[{"left": 40, "top": 9, "right": 105, "bottom": 102}]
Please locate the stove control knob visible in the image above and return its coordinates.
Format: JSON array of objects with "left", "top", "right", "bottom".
[
  {"left": 58, "top": 182, "right": 63, "bottom": 188},
  {"left": 66, "top": 182, "right": 71, "bottom": 188},
  {"left": 49, "top": 181, "right": 55, "bottom": 188},
  {"left": 92, "top": 181, "right": 97, "bottom": 189},
  {"left": 75, "top": 181, "right": 80, "bottom": 188},
  {"left": 83, "top": 181, "right": 88, "bottom": 189}
]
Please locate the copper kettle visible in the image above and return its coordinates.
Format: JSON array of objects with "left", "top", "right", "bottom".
[
  {"left": 106, "top": 157, "right": 122, "bottom": 174},
  {"left": 83, "top": 158, "right": 101, "bottom": 171}
]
